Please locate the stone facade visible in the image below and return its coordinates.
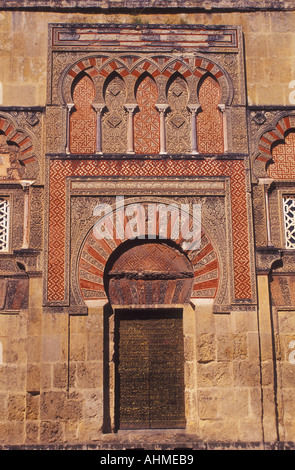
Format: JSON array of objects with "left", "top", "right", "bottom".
[{"left": 0, "top": 1, "right": 295, "bottom": 449}]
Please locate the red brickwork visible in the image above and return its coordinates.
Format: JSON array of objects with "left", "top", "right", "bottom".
[
  {"left": 47, "top": 159, "right": 251, "bottom": 303},
  {"left": 134, "top": 75, "right": 160, "bottom": 154},
  {"left": 0, "top": 116, "right": 35, "bottom": 164},
  {"left": 268, "top": 131, "right": 295, "bottom": 179},
  {"left": 78, "top": 212, "right": 219, "bottom": 302},
  {"left": 197, "top": 76, "right": 224, "bottom": 154},
  {"left": 70, "top": 74, "right": 97, "bottom": 154}
]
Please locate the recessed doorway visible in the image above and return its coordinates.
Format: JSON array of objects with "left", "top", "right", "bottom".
[{"left": 114, "top": 308, "right": 185, "bottom": 430}]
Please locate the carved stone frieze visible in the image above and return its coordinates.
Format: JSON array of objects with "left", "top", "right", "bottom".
[
  {"left": 102, "top": 75, "right": 127, "bottom": 154},
  {"left": 166, "top": 75, "right": 191, "bottom": 154},
  {"left": 256, "top": 247, "right": 282, "bottom": 275}
]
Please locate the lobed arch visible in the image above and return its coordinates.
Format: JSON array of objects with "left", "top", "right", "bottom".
[
  {"left": 0, "top": 115, "right": 35, "bottom": 164},
  {"left": 0, "top": 113, "right": 39, "bottom": 181},
  {"left": 256, "top": 115, "right": 295, "bottom": 166},
  {"left": 62, "top": 53, "right": 233, "bottom": 107},
  {"left": 62, "top": 56, "right": 130, "bottom": 104}
]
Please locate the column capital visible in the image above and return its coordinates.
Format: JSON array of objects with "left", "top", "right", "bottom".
[
  {"left": 258, "top": 178, "right": 274, "bottom": 187},
  {"left": 124, "top": 103, "right": 138, "bottom": 114},
  {"left": 155, "top": 103, "right": 169, "bottom": 114},
  {"left": 93, "top": 103, "right": 106, "bottom": 113},
  {"left": 187, "top": 104, "right": 201, "bottom": 114},
  {"left": 218, "top": 103, "right": 226, "bottom": 112},
  {"left": 19, "top": 180, "right": 35, "bottom": 190}
]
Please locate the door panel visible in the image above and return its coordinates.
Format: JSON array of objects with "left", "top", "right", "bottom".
[{"left": 115, "top": 309, "right": 185, "bottom": 430}]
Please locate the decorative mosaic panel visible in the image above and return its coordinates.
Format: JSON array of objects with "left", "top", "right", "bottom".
[
  {"left": 268, "top": 132, "right": 295, "bottom": 179},
  {"left": 70, "top": 74, "right": 97, "bottom": 154},
  {"left": 134, "top": 76, "right": 160, "bottom": 154},
  {"left": 47, "top": 159, "right": 252, "bottom": 303},
  {"left": 0, "top": 198, "right": 9, "bottom": 252},
  {"left": 283, "top": 197, "right": 295, "bottom": 249},
  {"left": 166, "top": 75, "right": 191, "bottom": 154},
  {"left": 197, "top": 76, "right": 224, "bottom": 154},
  {"left": 102, "top": 74, "right": 127, "bottom": 153}
]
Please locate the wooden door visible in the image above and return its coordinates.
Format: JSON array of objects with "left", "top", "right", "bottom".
[{"left": 115, "top": 309, "right": 185, "bottom": 430}]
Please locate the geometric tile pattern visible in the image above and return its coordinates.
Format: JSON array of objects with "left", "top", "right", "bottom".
[
  {"left": 197, "top": 76, "right": 224, "bottom": 154},
  {"left": 47, "top": 158, "right": 252, "bottom": 302},
  {"left": 70, "top": 74, "right": 97, "bottom": 154},
  {"left": 134, "top": 75, "right": 160, "bottom": 154},
  {"left": 0, "top": 197, "right": 9, "bottom": 252},
  {"left": 268, "top": 131, "right": 295, "bottom": 179},
  {"left": 283, "top": 196, "right": 295, "bottom": 249}
]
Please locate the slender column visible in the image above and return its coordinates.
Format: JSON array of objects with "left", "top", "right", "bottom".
[
  {"left": 19, "top": 180, "right": 35, "bottom": 250},
  {"left": 124, "top": 104, "right": 138, "bottom": 154},
  {"left": 93, "top": 104, "right": 106, "bottom": 154},
  {"left": 259, "top": 178, "right": 274, "bottom": 247},
  {"left": 257, "top": 273, "right": 279, "bottom": 442},
  {"left": 187, "top": 104, "right": 201, "bottom": 155},
  {"left": 218, "top": 104, "right": 228, "bottom": 153},
  {"left": 66, "top": 103, "right": 74, "bottom": 154},
  {"left": 156, "top": 104, "right": 169, "bottom": 155}
]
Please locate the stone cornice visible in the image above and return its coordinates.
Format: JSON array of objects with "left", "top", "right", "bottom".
[{"left": 1, "top": 0, "right": 295, "bottom": 12}]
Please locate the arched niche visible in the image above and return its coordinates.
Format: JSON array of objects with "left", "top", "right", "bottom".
[
  {"left": 165, "top": 72, "right": 190, "bottom": 154},
  {"left": 70, "top": 71, "right": 97, "bottom": 154},
  {"left": 134, "top": 73, "right": 160, "bottom": 154},
  {"left": 197, "top": 73, "right": 224, "bottom": 154},
  {"left": 101, "top": 71, "right": 127, "bottom": 154}
]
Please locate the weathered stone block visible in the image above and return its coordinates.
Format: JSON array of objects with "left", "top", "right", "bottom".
[
  {"left": 184, "top": 335, "right": 195, "bottom": 362},
  {"left": 83, "top": 391, "right": 103, "bottom": 421},
  {"left": 27, "top": 363, "right": 41, "bottom": 392},
  {"left": 40, "top": 363, "right": 52, "bottom": 390},
  {"left": 70, "top": 334, "right": 86, "bottom": 362},
  {"left": 238, "top": 418, "right": 263, "bottom": 442},
  {"left": 0, "top": 393, "right": 7, "bottom": 419},
  {"left": 8, "top": 393, "right": 26, "bottom": 420},
  {"left": 25, "top": 421, "right": 39, "bottom": 444},
  {"left": 218, "top": 389, "right": 249, "bottom": 418},
  {"left": 40, "top": 391, "right": 67, "bottom": 420},
  {"left": 41, "top": 335, "right": 61, "bottom": 362},
  {"left": 196, "top": 334, "right": 216, "bottom": 363},
  {"left": 233, "top": 362, "right": 261, "bottom": 387},
  {"left": 199, "top": 417, "right": 239, "bottom": 442},
  {"left": 40, "top": 420, "right": 64, "bottom": 444},
  {"left": 26, "top": 392, "right": 40, "bottom": 420},
  {"left": 197, "top": 362, "right": 233, "bottom": 387},
  {"left": 0, "top": 365, "right": 26, "bottom": 392},
  {"left": 76, "top": 362, "right": 101, "bottom": 389},
  {"left": 53, "top": 362, "right": 68, "bottom": 389},
  {"left": 280, "top": 363, "right": 295, "bottom": 388},
  {"left": 197, "top": 390, "right": 219, "bottom": 419}
]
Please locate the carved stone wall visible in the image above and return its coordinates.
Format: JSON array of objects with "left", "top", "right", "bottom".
[
  {"left": 102, "top": 74, "right": 127, "bottom": 154},
  {"left": 4, "top": 17, "right": 295, "bottom": 448},
  {"left": 166, "top": 75, "right": 191, "bottom": 154}
]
